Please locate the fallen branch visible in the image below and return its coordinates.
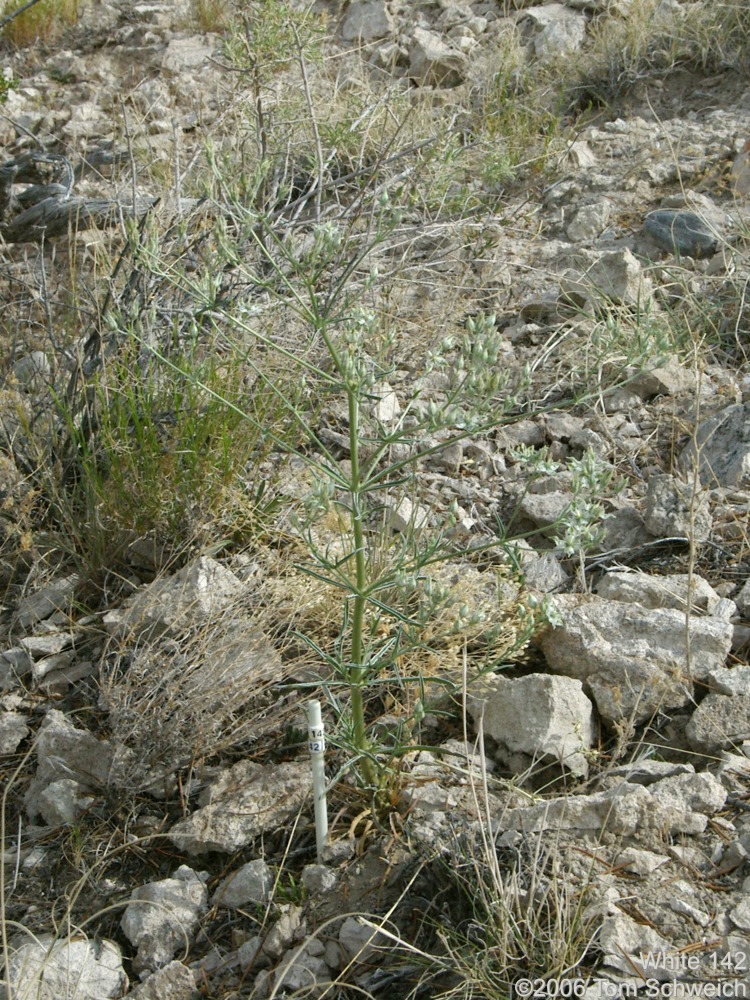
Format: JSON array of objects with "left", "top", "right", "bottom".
[{"left": 1, "top": 194, "right": 155, "bottom": 243}]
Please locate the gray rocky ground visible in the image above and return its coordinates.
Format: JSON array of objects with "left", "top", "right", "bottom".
[{"left": 2, "top": 0, "right": 750, "bottom": 997}]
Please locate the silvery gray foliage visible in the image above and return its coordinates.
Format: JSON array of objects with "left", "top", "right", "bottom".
[
  {"left": 512, "top": 445, "right": 614, "bottom": 558},
  {"left": 554, "top": 449, "right": 614, "bottom": 557},
  {"left": 425, "top": 313, "right": 529, "bottom": 431}
]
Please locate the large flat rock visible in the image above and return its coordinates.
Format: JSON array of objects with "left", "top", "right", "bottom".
[
  {"left": 169, "top": 760, "right": 312, "bottom": 854},
  {"left": 538, "top": 595, "right": 732, "bottom": 723}
]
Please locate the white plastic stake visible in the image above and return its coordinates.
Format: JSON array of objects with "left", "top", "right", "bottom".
[{"left": 307, "top": 700, "right": 328, "bottom": 862}]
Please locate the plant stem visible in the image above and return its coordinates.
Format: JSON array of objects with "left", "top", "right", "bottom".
[
  {"left": 347, "top": 382, "right": 377, "bottom": 787},
  {"left": 310, "top": 307, "right": 378, "bottom": 787}
]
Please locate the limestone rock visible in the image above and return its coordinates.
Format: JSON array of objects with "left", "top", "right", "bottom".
[
  {"left": 515, "top": 543, "right": 569, "bottom": 592},
  {"left": 566, "top": 139, "right": 597, "bottom": 168},
  {"left": 125, "top": 961, "right": 198, "bottom": 1000},
  {"left": 560, "top": 248, "right": 652, "bottom": 308},
  {"left": 340, "top": 1, "right": 394, "bottom": 42},
  {"left": 169, "top": 760, "right": 312, "bottom": 854},
  {"left": 605, "top": 759, "right": 694, "bottom": 785},
  {"left": 369, "top": 380, "right": 401, "bottom": 425},
  {"left": 643, "top": 473, "right": 712, "bottom": 541},
  {"left": 161, "top": 36, "right": 219, "bottom": 75},
  {"left": 383, "top": 495, "right": 430, "bottom": 531},
  {"left": 212, "top": 860, "right": 274, "bottom": 909},
  {"left": 629, "top": 358, "right": 696, "bottom": 398},
  {"left": 686, "top": 692, "right": 750, "bottom": 754},
  {"left": 20, "top": 632, "right": 75, "bottom": 658},
  {"left": 730, "top": 897, "right": 750, "bottom": 932},
  {"left": 566, "top": 199, "right": 611, "bottom": 242},
  {"left": 517, "top": 4, "right": 587, "bottom": 61},
  {"left": 647, "top": 772, "right": 726, "bottom": 833},
  {"left": 262, "top": 906, "right": 303, "bottom": 959},
  {"left": 595, "top": 571, "right": 728, "bottom": 616},
  {"left": 704, "top": 665, "right": 750, "bottom": 696},
  {"left": 0, "top": 710, "right": 29, "bottom": 753},
  {"left": 538, "top": 595, "right": 732, "bottom": 723},
  {"left": 467, "top": 673, "right": 593, "bottom": 777},
  {"left": 3, "top": 934, "right": 126, "bottom": 1000},
  {"left": 105, "top": 556, "right": 244, "bottom": 639},
  {"left": 731, "top": 138, "right": 750, "bottom": 197},
  {"left": 616, "top": 846, "right": 671, "bottom": 875},
  {"left": 0, "top": 647, "right": 32, "bottom": 688},
  {"left": 670, "top": 896, "right": 711, "bottom": 927},
  {"left": 402, "top": 779, "right": 471, "bottom": 843},
  {"left": 599, "top": 913, "right": 673, "bottom": 979},
  {"left": 409, "top": 27, "right": 467, "bottom": 87},
  {"left": 237, "top": 936, "right": 264, "bottom": 971},
  {"left": 11, "top": 572, "right": 81, "bottom": 629},
  {"left": 500, "top": 782, "right": 652, "bottom": 835},
  {"left": 302, "top": 864, "right": 338, "bottom": 894},
  {"left": 121, "top": 866, "right": 208, "bottom": 972},
  {"left": 500, "top": 771, "right": 725, "bottom": 836},
  {"left": 272, "top": 946, "right": 331, "bottom": 997},
  {"left": 25, "top": 710, "right": 114, "bottom": 823},
  {"left": 680, "top": 403, "right": 750, "bottom": 489},
  {"left": 37, "top": 777, "right": 95, "bottom": 827},
  {"left": 518, "top": 490, "right": 570, "bottom": 532},
  {"left": 600, "top": 506, "right": 654, "bottom": 552},
  {"left": 339, "top": 916, "right": 387, "bottom": 964},
  {"left": 736, "top": 578, "right": 750, "bottom": 616}
]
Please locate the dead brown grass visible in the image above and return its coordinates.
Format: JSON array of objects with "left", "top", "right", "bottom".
[{"left": 1, "top": 0, "right": 81, "bottom": 46}]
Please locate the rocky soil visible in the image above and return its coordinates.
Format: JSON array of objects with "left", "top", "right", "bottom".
[{"left": 2, "top": 1, "right": 750, "bottom": 998}]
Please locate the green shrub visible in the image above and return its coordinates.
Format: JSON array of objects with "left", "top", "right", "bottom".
[{"left": 46, "top": 329, "right": 293, "bottom": 577}]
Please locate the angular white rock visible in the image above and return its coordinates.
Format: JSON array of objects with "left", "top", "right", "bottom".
[
  {"left": 3, "top": 934, "right": 126, "bottom": 1000},
  {"left": 121, "top": 865, "right": 208, "bottom": 972},
  {"left": 467, "top": 672, "right": 593, "bottom": 777}
]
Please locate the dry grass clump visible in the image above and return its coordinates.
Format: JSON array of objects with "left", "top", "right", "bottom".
[
  {"left": 0, "top": 194, "right": 319, "bottom": 583},
  {"left": 202, "top": 1, "right": 563, "bottom": 228},
  {"left": 683, "top": 0, "right": 750, "bottom": 72},
  {"left": 36, "top": 344, "right": 291, "bottom": 580},
  {"left": 467, "top": 23, "right": 564, "bottom": 191},
  {"left": 568, "top": 0, "right": 750, "bottom": 109},
  {"left": 0, "top": 422, "right": 38, "bottom": 596},
  {"left": 190, "top": 0, "right": 228, "bottom": 34},
  {"left": 413, "top": 561, "right": 525, "bottom": 669},
  {"left": 429, "top": 834, "right": 597, "bottom": 999},
  {"left": 100, "top": 601, "right": 292, "bottom": 792},
  {"left": 0, "top": 0, "right": 81, "bottom": 46}
]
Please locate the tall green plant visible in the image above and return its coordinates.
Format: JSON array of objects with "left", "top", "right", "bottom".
[{"left": 182, "top": 203, "right": 547, "bottom": 796}]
